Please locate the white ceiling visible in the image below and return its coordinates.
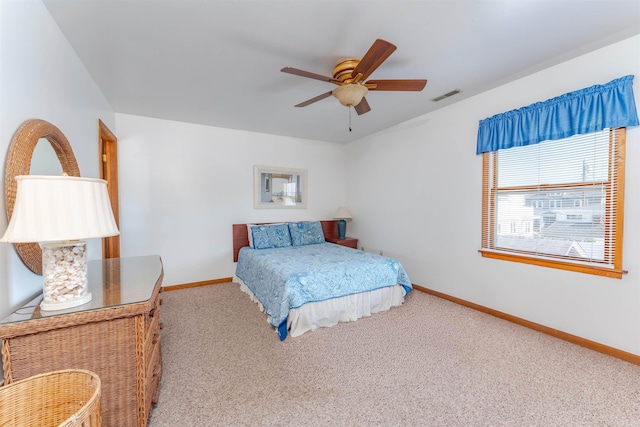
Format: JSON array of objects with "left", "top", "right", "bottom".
[{"left": 43, "top": 0, "right": 640, "bottom": 144}]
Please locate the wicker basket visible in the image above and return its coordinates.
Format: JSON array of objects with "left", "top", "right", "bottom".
[{"left": 0, "top": 369, "right": 101, "bottom": 427}]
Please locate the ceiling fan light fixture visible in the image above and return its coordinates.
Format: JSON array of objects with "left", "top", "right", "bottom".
[{"left": 332, "top": 84, "right": 369, "bottom": 107}]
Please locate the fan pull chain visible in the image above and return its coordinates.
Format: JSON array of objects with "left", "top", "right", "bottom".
[{"left": 349, "top": 106, "right": 352, "bottom": 132}]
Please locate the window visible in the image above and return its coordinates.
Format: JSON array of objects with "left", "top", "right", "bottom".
[{"left": 480, "top": 128, "right": 626, "bottom": 278}]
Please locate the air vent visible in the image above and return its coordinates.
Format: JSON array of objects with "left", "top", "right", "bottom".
[{"left": 431, "top": 89, "right": 461, "bottom": 102}]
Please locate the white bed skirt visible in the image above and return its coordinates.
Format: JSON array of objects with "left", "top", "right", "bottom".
[{"left": 232, "top": 276, "right": 407, "bottom": 337}]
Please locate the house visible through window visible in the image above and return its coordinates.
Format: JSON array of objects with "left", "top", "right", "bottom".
[{"left": 480, "top": 128, "right": 626, "bottom": 278}]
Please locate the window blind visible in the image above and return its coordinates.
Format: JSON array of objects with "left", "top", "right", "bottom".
[{"left": 480, "top": 128, "right": 625, "bottom": 277}]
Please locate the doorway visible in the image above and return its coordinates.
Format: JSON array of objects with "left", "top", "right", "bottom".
[{"left": 98, "top": 120, "right": 120, "bottom": 258}]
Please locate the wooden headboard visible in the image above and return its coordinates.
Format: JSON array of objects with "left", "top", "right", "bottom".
[{"left": 233, "top": 220, "right": 339, "bottom": 262}]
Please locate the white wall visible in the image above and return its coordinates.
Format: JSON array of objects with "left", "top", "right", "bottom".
[
  {"left": 2, "top": 1, "right": 637, "bottom": 367},
  {"left": 346, "top": 35, "right": 640, "bottom": 355},
  {"left": 0, "top": 0, "right": 115, "bottom": 321},
  {"left": 115, "top": 113, "right": 347, "bottom": 286}
]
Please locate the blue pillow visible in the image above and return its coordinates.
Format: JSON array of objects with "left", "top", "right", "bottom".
[
  {"left": 288, "top": 221, "right": 325, "bottom": 246},
  {"left": 251, "top": 224, "right": 292, "bottom": 249}
]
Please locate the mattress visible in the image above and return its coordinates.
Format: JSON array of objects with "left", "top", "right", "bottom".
[{"left": 234, "top": 242, "right": 412, "bottom": 339}]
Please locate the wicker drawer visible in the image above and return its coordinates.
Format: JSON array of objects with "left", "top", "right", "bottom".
[
  {"left": 145, "top": 295, "right": 160, "bottom": 334},
  {"left": 145, "top": 304, "right": 161, "bottom": 350},
  {"left": 145, "top": 337, "right": 162, "bottom": 415},
  {"left": 143, "top": 294, "right": 162, "bottom": 420}
]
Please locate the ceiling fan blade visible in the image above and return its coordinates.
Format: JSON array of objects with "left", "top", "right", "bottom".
[
  {"left": 351, "top": 39, "right": 397, "bottom": 82},
  {"left": 354, "top": 97, "right": 371, "bottom": 115},
  {"left": 281, "top": 67, "right": 338, "bottom": 83},
  {"left": 366, "top": 79, "right": 427, "bottom": 91},
  {"left": 294, "top": 91, "right": 333, "bottom": 107}
]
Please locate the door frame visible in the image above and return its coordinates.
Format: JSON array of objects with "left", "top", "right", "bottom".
[{"left": 99, "top": 119, "right": 121, "bottom": 258}]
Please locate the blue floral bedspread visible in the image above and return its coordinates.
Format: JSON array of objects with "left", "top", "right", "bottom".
[{"left": 234, "top": 242, "right": 412, "bottom": 340}]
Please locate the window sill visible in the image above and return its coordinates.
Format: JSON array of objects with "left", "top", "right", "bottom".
[{"left": 478, "top": 249, "right": 625, "bottom": 279}]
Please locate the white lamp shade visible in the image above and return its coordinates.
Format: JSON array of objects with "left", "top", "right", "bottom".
[
  {"left": 333, "top": 206, "right": 352, "bottom": 220},
  {"left": 1, "top": 175, "right": 120, "bottom": 243}
]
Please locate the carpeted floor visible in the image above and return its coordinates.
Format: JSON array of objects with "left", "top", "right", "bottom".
[{"left": 148, "top": 283, "right": 640, "bottom": 426}]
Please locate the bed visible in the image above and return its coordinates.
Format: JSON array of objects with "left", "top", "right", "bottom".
[{"left": 232, "top": 220, "right": 412, "bottom": 340}]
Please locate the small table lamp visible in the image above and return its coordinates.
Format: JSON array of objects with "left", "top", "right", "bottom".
[
  {"left": 1, "top": 175, "right": 119, "bottom": 310},
  {"left": 333, "top": 206, "right": 352, "bottom": 239}
]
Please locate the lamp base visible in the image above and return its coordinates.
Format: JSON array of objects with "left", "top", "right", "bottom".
[
  {"left": 40, "top": 292, "right": 92, "bottom": 311},
  {"left": 40, "top": 241, "right": 91, "bottom": 311},
  {"left": 337, "top": 219, "right": 347, "bottom": 239}
]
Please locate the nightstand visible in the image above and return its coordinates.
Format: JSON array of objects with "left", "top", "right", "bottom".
[{"left": 326, "top": 236, "right": 358, "bottom": 249}]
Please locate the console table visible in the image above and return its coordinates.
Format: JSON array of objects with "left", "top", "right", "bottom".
[{"left": 0, "top": 255, "right": 164, "bottom": 427}]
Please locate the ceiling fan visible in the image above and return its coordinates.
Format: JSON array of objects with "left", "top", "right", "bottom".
[{"left": 281, "top": 39, "right": 427, "bottom": 116}]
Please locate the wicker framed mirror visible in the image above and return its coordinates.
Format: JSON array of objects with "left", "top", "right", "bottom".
[{"left": 4, "top": 119, "right": 81, "bottom": 274}]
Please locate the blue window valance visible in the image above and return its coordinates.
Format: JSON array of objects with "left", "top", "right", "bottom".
[{"left": 476, "top": 75, "right": 639, "bottom": 154}]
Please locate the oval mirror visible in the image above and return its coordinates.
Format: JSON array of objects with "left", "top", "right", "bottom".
[
  {"left": 4, "top": 119, "right": 81, "bottom": 274},
  {"left": 31, "top": 138, "right": 64, "bottom": 175}
]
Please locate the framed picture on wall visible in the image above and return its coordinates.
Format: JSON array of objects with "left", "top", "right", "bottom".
[{"left": 254, "top": 165, "right": 307, "bottom": 209}]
